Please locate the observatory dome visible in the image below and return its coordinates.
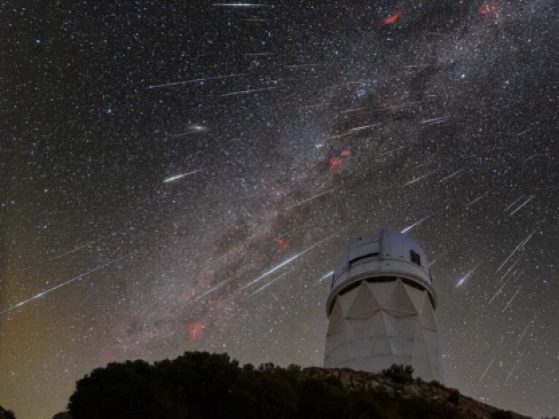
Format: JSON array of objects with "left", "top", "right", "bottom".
[
  {"left": 324, "top": 229, "right": 442, "bottom": 382},
  {"left": 327, "top": 229, "right": 436, "bottom": 315}
]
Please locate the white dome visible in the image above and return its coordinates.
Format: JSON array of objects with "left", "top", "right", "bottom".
[
  {"left": 324, "top": 229, "right": 443, "bottom": 382},
  {"left": 327, "top": 229, "right": 436, "bottom": 314}
]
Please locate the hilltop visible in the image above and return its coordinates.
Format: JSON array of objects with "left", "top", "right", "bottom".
[{"left": 53, "top": 351, "right": 529, "bottom": 419}]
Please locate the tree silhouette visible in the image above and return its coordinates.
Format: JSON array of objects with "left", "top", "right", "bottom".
[
  {"left": 66, "top": 352, "right": 512, "bottom": 419},
  {"left": 0, "top": 405, "right": 16, "bottom": 419},
  {"left": 381, "top": 364, "right": 414, "bottom": 384}
]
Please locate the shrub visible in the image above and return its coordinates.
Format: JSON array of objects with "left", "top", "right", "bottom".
[
  {"left": 381, "top": 364, "right": 414, "bottom": 384},
  {"left": 67, "top": 352, "right": 471, "bottom": 419},
  {"left": 0, "top": 407, "right": 16, "bottom": 419},
  {"left": 447, "top": 389, "right": 460, "bottom": 404},
  {"left": 491, "top": 411, "right": 514, "bottom": 419}
]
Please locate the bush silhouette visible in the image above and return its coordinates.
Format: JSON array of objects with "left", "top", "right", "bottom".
[
  {"left": 0, "top": 405, "right": 16, "bottom": 419},
  {"left": 381, "top": 364, "right": 414, "bottom": 384},
  {"left": 491, "top": 411, "right": 514, "bottom": 419},
  {"left": 447, "top": 389, "right": 460, "bottom": 404},
  {"left": 66, "top": 352, "right": 512, "bottom": 419}
]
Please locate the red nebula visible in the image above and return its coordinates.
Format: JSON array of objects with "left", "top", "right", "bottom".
[
  {"left": 382, "top": 9, "right": 403, "bottom": 26},
  {"left": 275, "top": 238, "right": 290, "bottom": 252},
  {"left": 329, "top": 156, "right": 343, "bottom": 171},
  {"left": 340, "top": 148, "right": 351, "bottom": 157},
  {"left": 479, "top": 2, "right": 498, "bottom": 16},
  {"left": 186, "top": 321, "right": 205, "bottom": 341}
]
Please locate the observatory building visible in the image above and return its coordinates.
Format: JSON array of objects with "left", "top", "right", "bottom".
[{"left": 324, "top": 229, "right": 442, "bottom": 382}]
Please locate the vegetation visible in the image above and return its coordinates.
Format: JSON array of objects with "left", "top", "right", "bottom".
[
  {"left": 490, "top": 411, "right": 514, "bottom": 419},
  {"left": 381, "top": 364, "right": 414, "bottom": 384},
  {"left": 0, "top": 406, "right": 16, "bottom": 419},
  {"left": 68, "top": 351, "right": 474, "bottom": 419},
  {"left": 446, "top": 389, "right": 460, "bottom": 405}
]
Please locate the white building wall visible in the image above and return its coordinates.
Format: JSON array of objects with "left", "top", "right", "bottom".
[
  {"left": 325, "top": 279, "right": 442, "bottom": 381},
  {"left": 324, "top": 230, "right": 443, "bottom": 382}
]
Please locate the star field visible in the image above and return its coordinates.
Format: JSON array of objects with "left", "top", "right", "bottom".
[{"left": 1, "top": 1, "right": 558, "bottom": 418}]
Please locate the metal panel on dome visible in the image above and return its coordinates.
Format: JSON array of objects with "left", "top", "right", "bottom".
[
  {"left": 324, "top": 229, "right": 443, "bottom": 383},
  {"left": 327, "top": 229, "right": 437, "bottom": 315}
]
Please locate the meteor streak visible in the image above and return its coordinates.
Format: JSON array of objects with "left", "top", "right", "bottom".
[
  {"left": 487, "top": 271, "right": 521, "bottom": 306},
  {"left": 248, "top": 272, "right": 288, "bottom": 297},
  {"left": 381, "top": 145, "right": 409, "bottom": 157},
  {"left": 148, "top": 73, "right": 246, "bottom": 89},
  {"left": 456, "top": 263, "right": 481, "bottom": 287},
  {"left": 163, "top": 170, "right": 201, "bottom": 183},
  {"left": 194, "top": 279, "right": 230, "bottom": 302},
  {"left": 467, "top": 192, "right": 488, "bottom": 207},
  {"left": 402, "top": 170, "right": 437, "bottom": 186},
  {"left": 478, "top": 357, "right": 496, "bottom": 383},
  {"left": 420, "top": 115, "right": 451, "bottom": 125},
  {"left": 318, "top": 270, "right": 334, "bottom": 282},
  {"left": 505, "top": 358, "right": 522, "bottom": 385},
  {"left": 497, "top": 258, "right": 521, "bottom": 283},
  {"left": 221, "top": 86, "right": 277, "bottom": 96},
  {"left": 509, "top": 194, "right": 535, "bottom": 215},
  {"left": 241, "top": 231, "right": 342, "bottom": 290},
  {"left": 349, "top": 124, "right": 378, "bottom": 133},
  {"left": 286, "top": 63, "right": 320, "bottom": 69},
  {"left": 53, "top": 239, "right": 98, "bottom": 260},
  {"left": 213, "top": 3, "right": 268, "bottom": 7},
  {"left": 288, "top": 188, "right": 335, "bottom": 209},
  {"left": 504, "top": 195, "right": 524, "bottom": 212},
  {"left": 169, "top": 125, "right": 209, "bottom": 137},
  {"left": 341, "top": 107, "right": 367, "bottom": 114},
  {"left": 517, "top": 320, "right": 532, "bottom": 345},
  {"left": 0, "top": 257, "right": 124, "bottom": 316},
  {"left": 428, "top": 252, "right": 446, "bottom": 267},
  {"left": 502, "top": 285, "right": 523, "bottom": 312},
  {"left": 439, "top": 168, "right": 465, "bottom": 183},
  {"left": 244, "top": 52, "right": 273, "bottom": 57},
  {"left": 495, "top": 226, "right": 539, "bottom": 273},
  {"left": 240, "top": 254, "right": 300, "bottom": 291},
  {"left": 401, "top": 214, "right": 431, "bottom": 234}
]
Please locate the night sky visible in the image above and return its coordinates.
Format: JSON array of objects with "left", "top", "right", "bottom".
[{"left": 2, "top": 0, "right": 559, "bottom": 418}]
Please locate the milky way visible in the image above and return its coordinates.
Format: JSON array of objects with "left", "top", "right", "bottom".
[{"left": 2, "top": 1, "right": 559, "bottom": 417}]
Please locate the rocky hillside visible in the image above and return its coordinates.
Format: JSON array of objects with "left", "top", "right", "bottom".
[
  {"left": 59, "top": 351, "right": 529, "bottom": 419},
  {"left": 303, "top": 366, "right": 529, "bottom": 419}
]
